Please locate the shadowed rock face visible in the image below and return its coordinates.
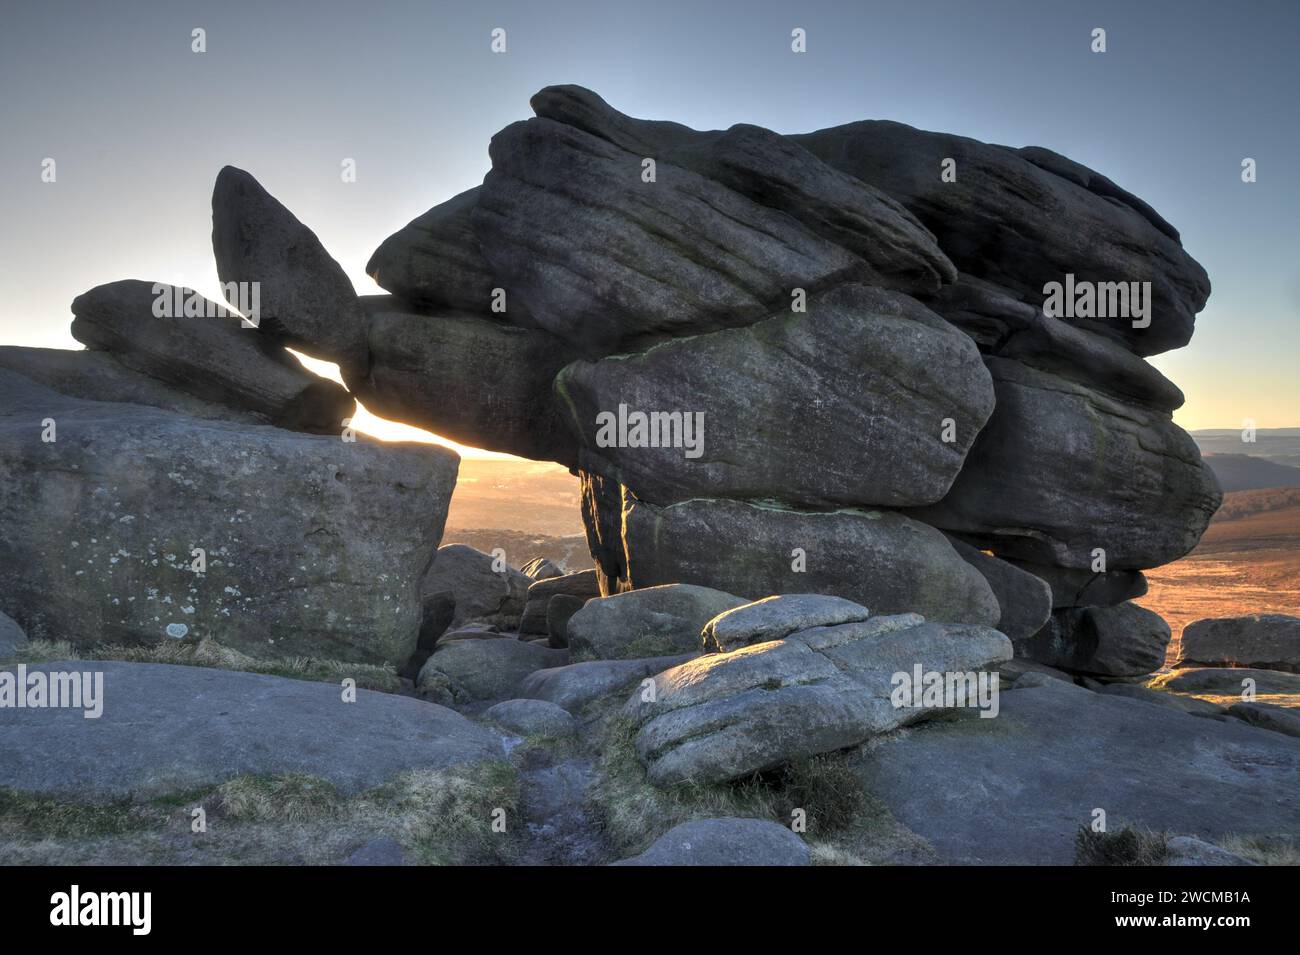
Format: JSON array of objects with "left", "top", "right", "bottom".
[
  {"left": 212, "top": 165, "right": 369, "bottom": 377},
  {"left": 0, "top": 370, "right": 457, "bottom": 665},
  {"left": 909, "top": 357, "right": 1222, "bottom": 570},
  {"left": 349, "top": 296, "right": 579, "bottom": 464},
  {"left": 556, "top": 284, "right": 994, "bottom": 508},
  {"left": 618, "top": 496, "right": 1001, "bottom": 627},
  {"left": 69, "top": 280, "right": 354, "bottom": 434},
  {"left": 1015, "top": 602, "right": 1172, "bottom": 677},
  {"left": 792, "top": 120, "right": 1210, "bottom": 356}
]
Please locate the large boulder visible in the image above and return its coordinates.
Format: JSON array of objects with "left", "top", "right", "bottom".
[
  {"left": 0, "top": 661, "right": 501, "bottom": 799},
  {"left": 0, "top": 347, "right": 259, "bottom": 425},
  {"left": 612, "top": 817, "right": 810, "bottom": 866},
  {"left": 348, "top": 296, "right": 578, "bottom": 463},
  {"left": 567, "top": 584, "right": 747, "bottom": 661},
  {"left": 417, "top": 638, "right": 567, "bottom": 705},
  {"left": 0, "top": 371, "right": 456, "bottom": 664},
  {"left": 1000, "top": 557, "right": 1147, "bottom": 609},
  {"left": 617, "top": 496, "right": 1000, "bottom": 627},
  {"left": 856, "top": 678, "right": 1300, "bottom": 864},
  {"left": 909, "top": 357, "right": 1221, "bottom": 570},
  {"left": 555, "top": 284, "right": 994, "bottom": 507},
  {"left": 474, "top": 97, "right": 952, "bottom": 355},
  {"left": 626, "top": 615, "right": 1011, "bottom": 785},
  {"left": 945, "top": 537, "right": 1052, "bottom": 640},
  {"left": 365, "top": 186, "right": 531, "bottom": 320},
  {"left": 69, "top": 280, "right": 353, "bottom": 434},
  {"left": 1176, "top": 614, "right": 1300, "bottom": 673},
  {"left": 792, "top": 121, "right": 1210, "bottom": 356},
  {"left": 1014, "top": 603, "right": 1171, "bottom": 677},
  {"left": 211, "top": 166, "right": 369, "bottom": 376},
  {"left": 422, "top": 544, "right": 531, "bottom": 629}
]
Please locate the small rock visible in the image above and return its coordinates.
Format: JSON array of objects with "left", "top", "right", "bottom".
[
  {"left": 612, "top": 818, "right": 809, "bottom": 866},
  {"left": 483, "top": 699, "right": 578, "bottom": 738},
  {"left": 0, "top": 612, "right": 27, "bottom": 660},
  {"left": 1177, "top": 614, "right": 1300, "bottom": 673},
  {"left": 418, "top": 638, "right": 567, "bottom": 705},
  {"left": 568, "top": 584, "right": 747, "bottom": 661},
  {"left": 702, "top": 593, "right": 870, "bottom": 654},
  {"left": 546, "top": 594, "right": 586, "bottom": 649},
  {"left": 518, "top": 654, "right": 697, "bottom": 714},
  {"left": 1163, "top": 836, "right": 1257, "bottom": 866}
]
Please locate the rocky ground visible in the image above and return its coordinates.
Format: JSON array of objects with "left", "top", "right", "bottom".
[{"left": 1, "top": 85, "right": 1297, "bottom": 866}]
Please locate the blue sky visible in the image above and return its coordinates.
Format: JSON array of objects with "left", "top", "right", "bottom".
[{"left": 1, "top": 0, "right": 1296, "bottom": 431}]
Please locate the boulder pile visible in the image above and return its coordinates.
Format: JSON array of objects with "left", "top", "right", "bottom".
[{"left": 362, "top": 85, "right": 1220, "bottom": 678}]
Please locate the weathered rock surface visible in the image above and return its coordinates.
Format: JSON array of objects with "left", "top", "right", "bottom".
[
  {"left": 348, "top": 296, "right": 578, "bottom": 463},
  {"left": 519, "top": 569, "right": 601, "bottom": 634},
  {"left": 567, "top": 584, "right": 747, "bottom": 662},
  {"left": 1228, "top": 702, "right": 1300, "bottom": 738},
  {"left": 619, "top": 497, "right": 1000, "bottom": 626},
  {"left": 0, "top": 371, "right": 456, "bottom": 664},
  {"left": 1176, "top": 614, "right": 1300, "bottom": 673},
  {"left": 366, "top": 186, "right": 532, "bottom": 320},
  {"left": 0, "top": 662, "right": 502, "bottom": 799},
  {"left": 701, "top": 594, "right": 870, "bottom": 654},
  {"left": 1163, "top": 836, "right": 1257, "bottom": 866},
  {"left": 945, "top": 537, "right": 1051, "bottom": 640},
  {"left": 70, "top": 280, "right": 353, "bottom": 434},
  {"left": 545, "top": 593, "right": 586, "bottom": 649},
  {"left": 910, "top": 357, "right": 1221, "bottom": 570},
  {"left": 518, "top": 654, "right": 696, "bottom": 714},
  {"left": 1097, "top": 682, "right": 1225, "bottom": 716},
  {"left": 626, "top": 616, "right": 1011, "bottom": 785},
  {"left": 855, "top": 679, "right": 1300, "bottom": 864},
  {"left": 556, "top": 284, "right": 993, "bottom": 507},
  {"left": 474, "top": 105, "right": 951, "bottom": 355},
  {"left": 612, "top": 817, "right": 810, "bottom": 866},
  {"left": 1001, "top": 557, "right": 1147, "bottom": 609},
  {"left": 483, "top": 698, "right": 578, "bottom": 738},
  {"left": 521, "top": 557, "right": 564, "bottom": 581},
  {"left": 422, "top": 544, "right": 530, "bottom": 629},
  {"left": 0, "top": 611, "right": 27, "bottom": 659},
  {"left": 793, "top": 121, "right": 1210, "bottom": 356},
  {"left": 212, "top": 166, "right": 369, "bottom": 375},
  {"left": 344, "top": 837, "right": 408, "bottom": 866},
  {"left": 1150, "top": 667, "right": 1300, "bottom": 699},
  {"left": 0, "top": 346, "right": 260, "bottom": 425},
  {"left": 1014, "top": 603, "right": 1171, "bottom": 677},
  {"left": 417, "top": 637, "right": 567, "bottom": 705}
]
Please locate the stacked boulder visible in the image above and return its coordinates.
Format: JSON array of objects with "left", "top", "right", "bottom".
[
  {"left": 363, "top": 85, "right": 1220, "bottom": 677},
  {"left": 0, "top": 169, "right": 460, "bottom": 666}
]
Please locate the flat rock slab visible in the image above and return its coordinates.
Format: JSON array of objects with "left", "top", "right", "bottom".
[
  {"left": 0, "top": 662, "right": 502, "bottom": 801},
  {"left": 519, "top": 655, "right": 696, "bottom": 714},
  {"left": 856, "top": 679, "right": 1300, "bottom": 864}
]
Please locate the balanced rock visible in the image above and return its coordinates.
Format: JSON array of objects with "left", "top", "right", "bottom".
[
  {"left": 793, "top": 121, "right": 1210, "bottom": 356},
  {"left": 617, "top": 496, "right": 1000, "bottom": 627},
  {"left": 556, "top": 284, "right": 994, "bottom": 507},
  {"left": 701, "top": 594, "right": 870, "bottom": 654},
  {"left": 348, "top": 295, "right": 578, "bottom": 463},
  {"left": 0, "top": 370, "right": 455, "bottom": 664},
  {"left": 626, "top": 616, "right": 1011, "bottom": 785},
  {"left": 70, "top": 280, "right": 353, "bottom": 434},
  {"left": 910, "top": 357, "right": 1221, "bottom": 569},
  {"left": 422, "top": 544, "right": 530, "bottom": 629},
  {"left": 567, "top": 584, "right": 747, "bottom": 662},
  {"left": 212, "top": 166, "right": 369, "bottom": 376},
  {"left": 1014, "top": 602, "right": 1170, "bottom": 677},
  {"left": 1176, "top": 614, "right": 1300, "bottom": 672}
]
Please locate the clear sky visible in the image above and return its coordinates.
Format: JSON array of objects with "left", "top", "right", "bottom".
[{"left": 2, "top": 0, "right": 1296, "bottom": 443}]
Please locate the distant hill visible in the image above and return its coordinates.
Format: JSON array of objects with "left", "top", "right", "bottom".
[
  {"left": 1192, "top": 428, "right": 1300, "bottom": 470},
  {"left": 1201, "top": 453, "right": 1300, "bottom": 492}
]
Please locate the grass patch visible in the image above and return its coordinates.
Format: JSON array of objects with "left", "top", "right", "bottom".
[
  {"left": 0, "top": 761, "right": 521, "bottom": 866},
  {"left": 6, "top": 638, "right": 402, "bottom": 693},
  {"left": 589, "top": 715, "right": 929, "bottom": 864},
  {"left": 1219, "top": 834, "right": 1300, "bottom": 866},
  {"left": 1075, "top": 825, "right": 1169, "bottom": 865}
]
